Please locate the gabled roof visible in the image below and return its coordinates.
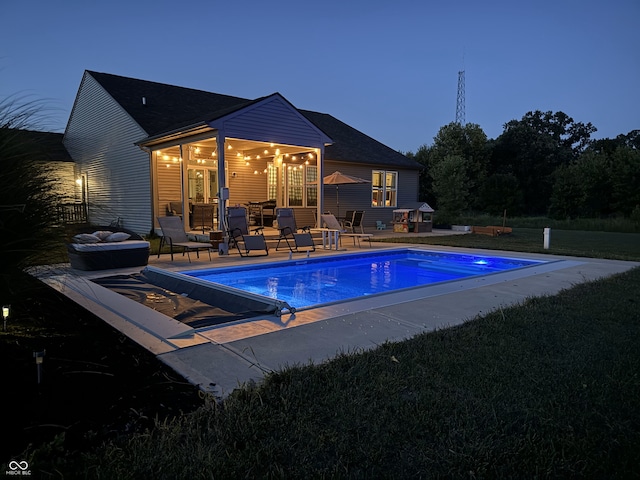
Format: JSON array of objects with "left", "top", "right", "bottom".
[
  {"left": 87, "top": 71, "right": 251, "bottom": 136},
  {"left": 87, "top": 71, "right": 420, "bottom": 169},
  {"left": 300, "top": 110, "right": 419, "bottom": 168},
  {"left": 396, "top": 202, "right": 435, "bottom": 213}
]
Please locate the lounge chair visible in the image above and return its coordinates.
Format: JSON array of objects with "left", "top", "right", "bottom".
[
  {"left": 275, "top": 208, "right": 315, "bottom": 253},
  {"left": 226, "top": 206, "right": 269, "bottom": 257},
  {"left": 321, "top": 213, "right": 373, "bottom": 248},
  {"left": 157, "top": 216, "right": 213, "bottom": 262}
]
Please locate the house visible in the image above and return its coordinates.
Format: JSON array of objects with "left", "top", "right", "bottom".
[{"left": 63, "top": 71, "right": 422, "bottom": 235}]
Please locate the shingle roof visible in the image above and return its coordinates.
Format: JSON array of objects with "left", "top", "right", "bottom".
[
  {"left": 87, "top": 71, "right": 420, "bottom": 169},
  {"left": 300, "top": 110, "right": 419, "bottom": 168}
]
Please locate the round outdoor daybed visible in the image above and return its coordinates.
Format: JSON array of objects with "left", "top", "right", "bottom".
[{"left": 67, "top": 226, "right": 150, "bottom": 271}]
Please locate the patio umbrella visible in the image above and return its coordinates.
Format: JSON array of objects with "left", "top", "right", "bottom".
[{"left": 323, "top": 171, "right": 370, "bottom": 219}]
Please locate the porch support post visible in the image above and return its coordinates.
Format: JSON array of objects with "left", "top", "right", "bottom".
[
  {"left": 179, "top": 144, "right": 189, "bottom": 232},
  {"left": 317, "top": 146, "right": 324, "bottom": 228},
  {"left": 216, "top": 131, "right": 227, "bottom": 233}
]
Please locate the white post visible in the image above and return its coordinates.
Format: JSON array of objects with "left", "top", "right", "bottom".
[
  {"left": 216, "top": 131, "right": 227, "bottom": 234},
  {"left": 543, "top": 227, "right": 551, "bottom": 249},
  {"left": 179, "top": 144, "right": 189, "bottom": 233}
]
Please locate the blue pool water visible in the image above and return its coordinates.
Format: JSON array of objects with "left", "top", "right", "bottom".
[{"left": 181, "top": 249, "right": 544, "bottom": 310}]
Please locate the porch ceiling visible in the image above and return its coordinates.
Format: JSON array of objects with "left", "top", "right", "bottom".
[{"left": 157, "top": 137, "right": 319, "bottom": 164}]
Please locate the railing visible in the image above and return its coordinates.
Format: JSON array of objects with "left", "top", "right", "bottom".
[{"left": 57, "top": 202, "right": 88, "bottom": 224}]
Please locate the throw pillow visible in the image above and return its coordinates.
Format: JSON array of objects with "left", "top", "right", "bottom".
[
  {"left": 105, "top": 232, "right": 131, "bottom": 242},
  {"left": 92, "top": 230, "right": 114, "bottom": 241},
  {"left": 73, "top": 233, "right": 101, "bottom": 244}
]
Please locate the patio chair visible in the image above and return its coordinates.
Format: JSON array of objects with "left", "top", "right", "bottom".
[
  {"left": 321, "top": 213, "right": 373, "bottom": 248},
  {"left": 226, "top": 206, "right": 269, "bottom": 257},
  {"left": 345, "top": 210, "right": 366, "bottom": 234},
  {"left": 192, "top": 203, "right": 215, "bottom": 233},
  {"left": 157, "top": 216, "right": 213, "bottom": 262},
  {"left": 275, "top": 208, "right": 315, "bottom": 253},
  {"left": 342, "top": 210, "right": 355, "bottom": 228},
  {"left": 167, "top": 201, "right": 183, "bottom": 216}
]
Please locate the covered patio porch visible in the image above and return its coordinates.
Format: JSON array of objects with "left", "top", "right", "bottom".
[{"left": 139, "top": 93, "right": 333, "bottom": 236}]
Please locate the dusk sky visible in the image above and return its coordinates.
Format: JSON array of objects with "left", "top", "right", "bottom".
[{"left": 2, "top": 0, "right": 638, "bottom": 153}]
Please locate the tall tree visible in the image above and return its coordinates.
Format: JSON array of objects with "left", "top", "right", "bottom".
[
  {"left": 491, "top": 110, "right": 596, "bottom": 215},
  {"left": 479, "top": 172, "right": 523, "bottom": 216},
  {"left": 609, "top": 146, "right": 640, "bottom": 216},
  {"left": 430, "top": 154, "right": 470, "bottom": 221},
  {"left": 407, "top": 144, "right": 436, "bottom": 206},
  {"left": 429, "top": 122, "right": 489, "bottom": 211}
]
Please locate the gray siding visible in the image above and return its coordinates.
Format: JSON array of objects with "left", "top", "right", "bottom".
[
  {"left": 64, "top": 72, "right": 152, "bottom": 234},
  {"left": 322, "top": 161, "right": 419, "bottom": 229},
  {"left": 215, "top": 96, "right": 329, "bottom": 149}
]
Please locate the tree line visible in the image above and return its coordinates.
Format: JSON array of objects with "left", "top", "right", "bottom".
[{"left": 406, "top": 110, "right": 640, "bottom": 223}]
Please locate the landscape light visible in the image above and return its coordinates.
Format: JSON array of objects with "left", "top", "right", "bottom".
[{"left": 2, "top": 305, "right": 9, "bottom": 331}]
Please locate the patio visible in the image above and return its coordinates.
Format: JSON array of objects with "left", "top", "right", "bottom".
[{"left": 33, "top": 230, "right": 640, "bottom": 399}]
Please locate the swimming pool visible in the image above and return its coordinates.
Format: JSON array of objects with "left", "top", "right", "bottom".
[{"left": 180, "top": 249, "right": 544, "bottom": 311}]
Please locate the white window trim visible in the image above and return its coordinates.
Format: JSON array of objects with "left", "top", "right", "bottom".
[{"left": 372, "top": 170, "right": 398, "bottom": 208}]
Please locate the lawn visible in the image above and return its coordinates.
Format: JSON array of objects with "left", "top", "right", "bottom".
[
  {"left": 376, "top": 228, "right": 640, "bottom": 261},
  {"left": 3, "top": 228, "right": 639, "bottom": 478}
]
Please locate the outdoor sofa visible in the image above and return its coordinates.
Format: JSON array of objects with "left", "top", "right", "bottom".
[{"left": 67, "top": 226, "right": 150, "bottom": 271}]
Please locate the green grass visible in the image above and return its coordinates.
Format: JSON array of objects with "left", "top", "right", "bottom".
[
  {"left": 377, "top": 228, "right": 640, "bottom": 261},
  {"left": 451, "top": 215, "right": 640, "bottom": 233}
]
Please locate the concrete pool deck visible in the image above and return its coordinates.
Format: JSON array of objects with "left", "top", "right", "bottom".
[{"left": 33, "top": 236, "right": 640, "bottom": 399}]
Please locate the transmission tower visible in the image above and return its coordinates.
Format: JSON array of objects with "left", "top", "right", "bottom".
[{"left": 455, "top": 70, "right": 466, "bottom": 125}]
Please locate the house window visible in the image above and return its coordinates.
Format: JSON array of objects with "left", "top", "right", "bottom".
[
  {"left": 372, "top": 170, "right": 397, "bottom": 207},
  {"left": 267, "top": 164, "right": 278, "bottom": 202},
  {"left": 306, "top": 166, "right": 318, "bottom": 207},
  {"left": 188, "top": 168, "right": 218, "bottom": 203},
  {"left": 288, "top": 167, "right": 304, "bottom": 206},
  {"left": 267, "top": 163, "right": 317, "bottom": 207}
]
